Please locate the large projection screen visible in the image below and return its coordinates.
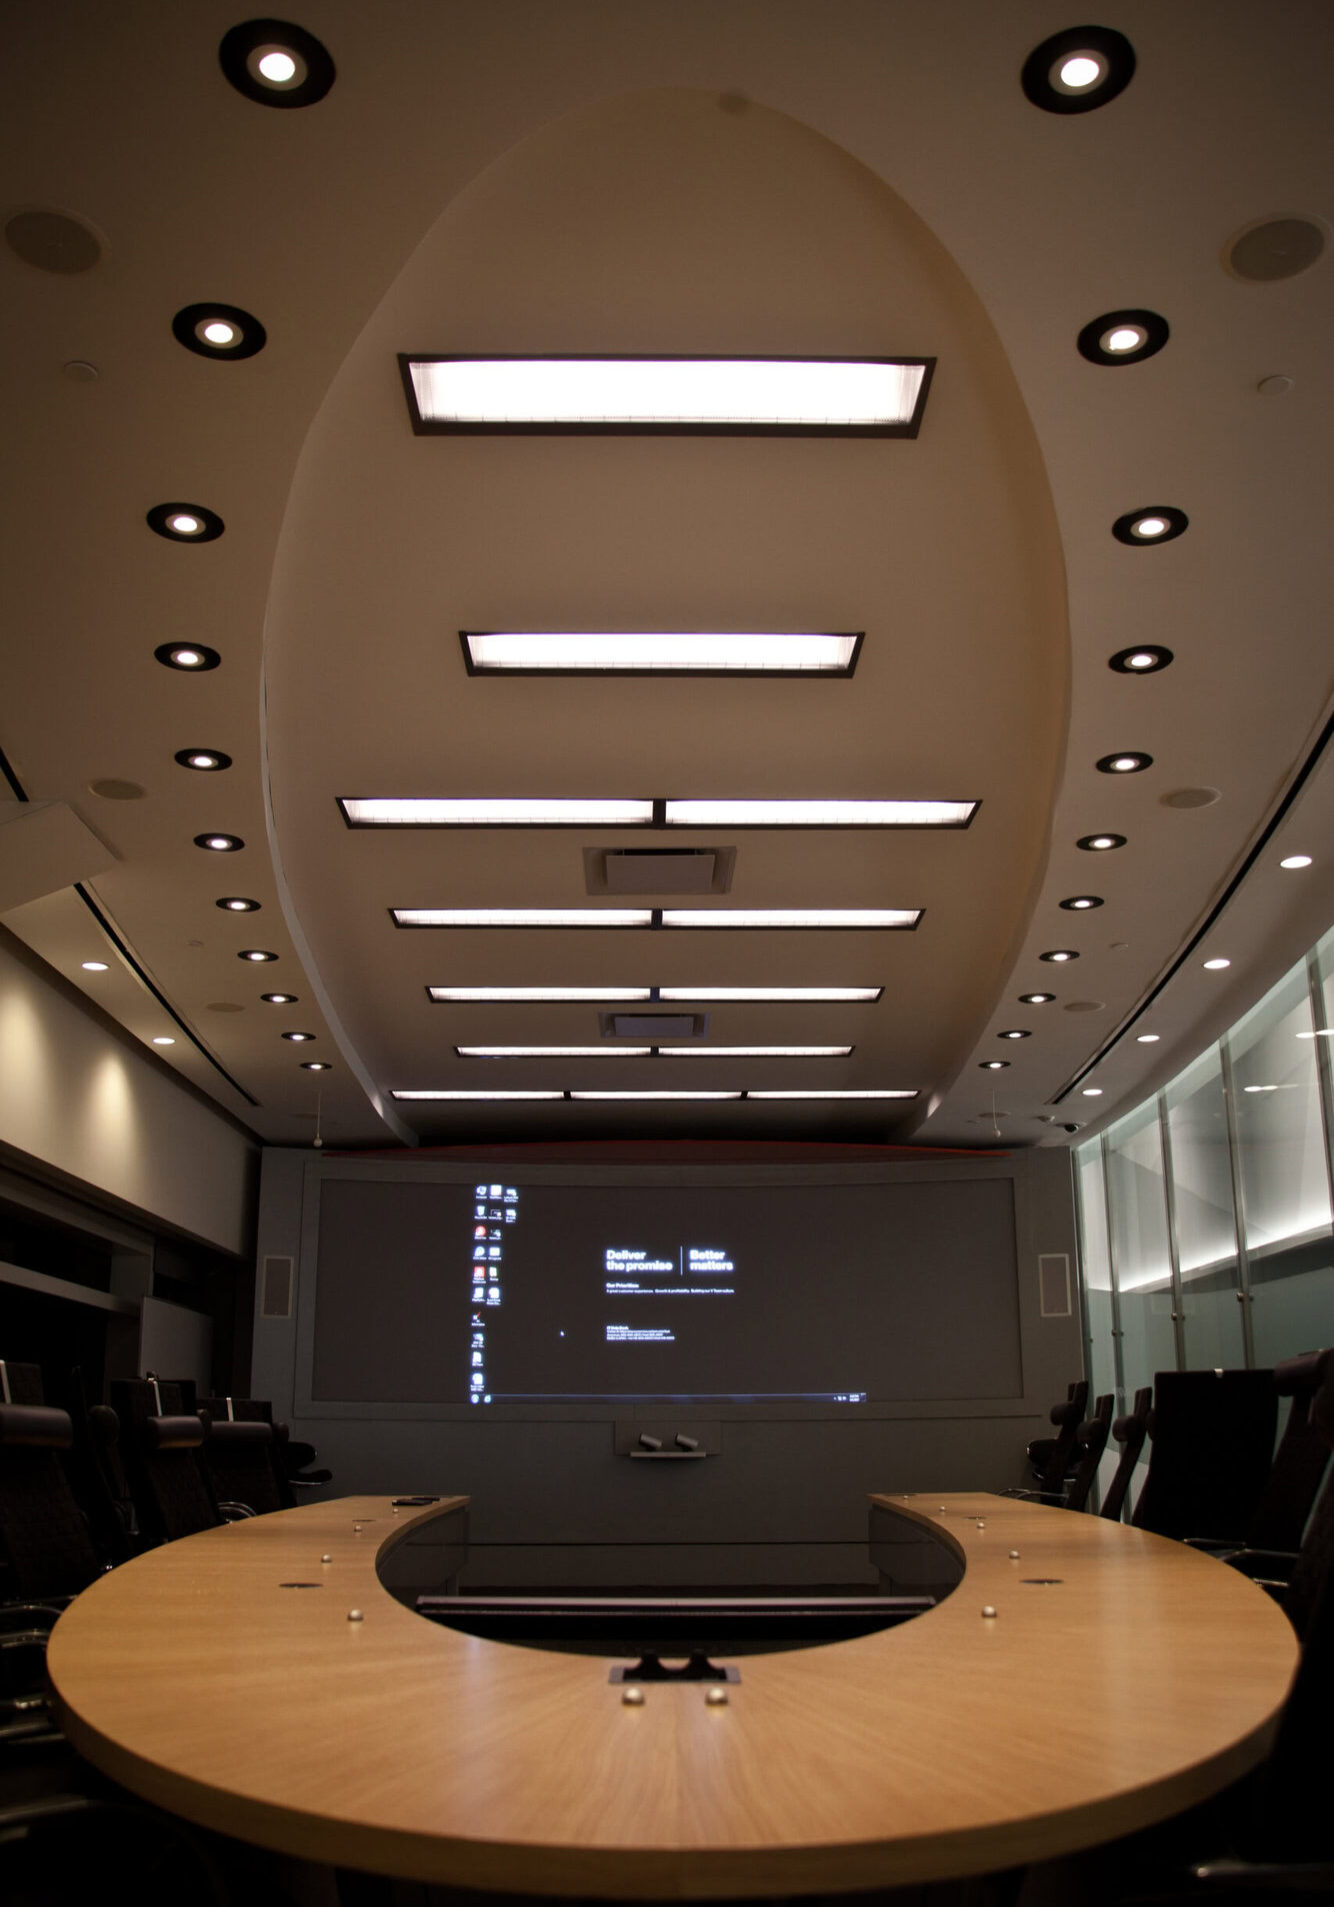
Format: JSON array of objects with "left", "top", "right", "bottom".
[{"left": 308, "top": 1173, "right": 1022, "bottom": 1408}]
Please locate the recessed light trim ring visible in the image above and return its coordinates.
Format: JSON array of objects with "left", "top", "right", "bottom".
[
  {"left": 1021, "top": 25, "right": 1136, "bottom": 113},
  {"left": 239, "top": 949, "right": 278, "bottom": 962},
  {"left": 219, "top": 19, "right": 336, "bottom": 107},
  {"left": 196, "top": 833, "right": 244, "bottom": 852},
  {"left": 172, "top": 302, "right": 267, "bottom": 360},
  {"left": 147, "top": 504, "right": 225, "bottom": 544},
  {"left": 1019, "top": 993, "right": 1055, "bottom": 1004},
  {"left": 1108, "top": 648, "right": 1175, "bottom": 680},
  {"left": 1111, "top": 509, "right": 1188, "bottom": 547},
  {"left": 176, "top": 748, "right": 232, "bottom": 770},
  {"left": 1077, "top": 833, "right": 1126, "bottom": 852},
  {"left": 1039, "top": 950, "right": 1079, "bottom": 963},
  {"left": 1077, "top": 309, "right": 1169, "bottom": 367},
  {"left": 1060, "top": 895, "right": 1104, "bottom": 911},
  {"left": 156, "top": 643, "right": 221, "bottom": 672},
  {"left": 1096, "top": 751, "right": 1153, "bottom": 775},
  {"left": 216, "top": 896, "right": 260, "bottom": 911}
]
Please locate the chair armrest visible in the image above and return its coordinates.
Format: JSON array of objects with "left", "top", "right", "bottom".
[
  {"left": 1193, "top": 1856, "right": 1334, "bottom": 1891},
  {"left": 216, "top": 1501, "right": 256, "bottom": 1521}
]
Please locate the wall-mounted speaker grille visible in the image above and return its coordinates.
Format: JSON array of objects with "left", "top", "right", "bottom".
[
  {"left": 260, "top": 1254, "right": 294, "bottom": 1320},
  {"left": 1038, "top": 1253, "right": 1072, "bottom": 1318}
]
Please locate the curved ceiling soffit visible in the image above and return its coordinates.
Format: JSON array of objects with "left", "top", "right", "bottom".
[{"left": 261, "top": 88, "right": 1069, "bottom": 1131}]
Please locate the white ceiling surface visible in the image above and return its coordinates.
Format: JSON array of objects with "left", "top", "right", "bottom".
[{"left": 2, "top": 2, "right": 1331, "bottom": 1153}]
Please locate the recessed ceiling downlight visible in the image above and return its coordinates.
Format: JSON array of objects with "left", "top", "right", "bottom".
[
  {"left": 1109, "top": 646, "right": 1174, "bottom": 675},
  {"left": 81, "top": 961, "right": 108, "bottom": 972},
  {"left": 216, "top": 896, "right": 259, "bottom": 912},
  {"left": 1077, "top": 833, "right": 1126, "bottom": 852},
  {"left": 1136, "top": 1034, "right": 1160, "bottom": 1043},
  {"left": 261, "top": 992, "right": 297, "bottom": 1004},
  {"left": 219, "top": 20, "right": 336, "bottom": 107},
  {"left": 1279, "top": 855, "right": 1313, "bottom": 870},
  {"left": 980, "top": 1060, "right": 1009, "bottom": 1070},
  {"left": 172, "top": 303, "right": 266, "bottom": 360},
  {"left": 195, "top": 833, "right": 243, "bottom": 852},
  {"left": 1096, "top": 752, "right": 1152, "bottom": 775},
  {"left": 1203, "top": 957, "right": 1231, "bottom": 971},
  {"left": 1039, "top": 950, "right": 1079, "bottom": 963},
  {"left": 239, "top": 949, "right": 277, "bottom": 962},
  {"left": 148, "top": 503, "right": 225, "bottom": 544},
  {"left": 301, "top": 1060, "right": 332, "bottom": 1071},
  {"left": 156, "top": 643, "right": 221, "bottom": 672},
  {"left": 1112, "top": 508, "right": 1188, "bottom": 547},
  {"left": 1077, "top": 309, "right": 1169, "bottom": 366},
  {"left": 176, "top": 748, "right": 232, "bottom": 771},
  {"left": 282, "top": 1031, "right": 316, "bottom": 1042},
  {"left": 1021, "top": 25, "right": 1135, "bottom": 113},
  {"left": 461, "top": 631, "right": 862, "bottom": 676},
  {"left": 1019, "top": 993, "right": 1055, "bottom": 1005},
  {"left": 403, "top": 355, "right": 933, "bottom": 436},
  {"left": 152, "top": 1036, "right": 175, "bottom": 1046},
  {"left": 998, "top": 1030, "right": 1031, "bottom": 1040},
  {"left": 1060, "top": 895, "right": 1104, "bottom": 911}
]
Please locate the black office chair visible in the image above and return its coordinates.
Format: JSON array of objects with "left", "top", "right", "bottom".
[
  {"left": 109, "top": 1380, "right": 225, "bottom": 1544},
  {"left": 1007, "top": 1380, "right": 1090, "bottom": 1499},
  {"left": 1007, "top": 1394, "right": 1113, "bottom": 1512},
  {"left": 198, "top": 1420, "right": 286, "bottom": 1518},
  {"left": 199, "top": 1397, "right": 331, "bottom": 1503},
  {"left": 1100, "top": 1387, "right": 1152, "bottom": 1522},
  {"left": 1182, "top": 1349, "right": 1333, "bottom": 1588},
  {"left": 1131, "top": 1369, "right": 1278, "bottom": 1544}
]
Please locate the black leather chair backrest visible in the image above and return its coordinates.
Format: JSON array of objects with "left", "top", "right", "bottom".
[
  {"left": 0, "top": 1405, "right": 104, "bottom": 1600},
  {"left": 1244, "top": 1348, "right": 1334, "bottom": 1553},
  {"left": 1132, "top": 1368, "right": 1278, "bottom": 1543},
  {"left": 1032, "top": 1380, "right": 1090, "bottom": 1493},
  {"left": 0, "top": 1361, "right": 45, "bottom": 1407},
  {"left": 201, "top": 1420, "right": 285, "bottom": 1516},
  {"left": 1100, "top": 1386, "right": 1152, "bottom": 1521},
  {"left": 110, "top": 1380, "right": 221, "bottom": 1546},
  {"left": 1063, "top": 1394, "right": 1114, "bottom": 1513}
]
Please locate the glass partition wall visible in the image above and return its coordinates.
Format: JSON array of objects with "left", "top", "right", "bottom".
[{"left": 1076, "top": 931, "right": 1334, "bottom": 1415}]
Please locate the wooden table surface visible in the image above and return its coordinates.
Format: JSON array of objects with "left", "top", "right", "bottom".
[{"left": 47, "top": 1492, "right": 1298, "bottom": 1898}]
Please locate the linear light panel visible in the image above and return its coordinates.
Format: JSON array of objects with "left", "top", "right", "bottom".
[
  {"left": 748, "top": 1089, "right": 918, "bottom": 1100},
  {"left": 342, "top": 798, "right": 654, "bottom": 828},
  {"left": 569, "top": 1091, "right": 744, "bottom": 1102},
  {"left": 661, "top": 909, "right": 920, "bottom": 930},
  {"left": 460, "top": 631, "right": 861, "bottom": 676},
  {"left": 456, "top": 1046, "right": 650, "bottom": 1059},
  {"left": 429, "top": 986, "right": 652, "bottom": 1003},
  {"left": 403, "top": 356, "right": 931, "bottom": 435},
  {"left": 394, "top": 910, "right": 652, "bottom": 929},
  {"left": 658, "top": 1045, "right": 853, "bottom": 1058},
  {"left": 659, "top": 986, "right": 883, "bottom": 1003},
  {"left": 391, "top": 1090, "right": 566, "bottom": 1101},
  {"left": 664, "top": 799, "right": 976, "bottom": 829},
  {"left": 397, "top": 909, "right": 917, "bottom": 930}
]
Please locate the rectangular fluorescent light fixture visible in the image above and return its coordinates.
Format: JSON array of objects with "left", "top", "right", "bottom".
[
  {"left": 391, "top": 1090, "right": 566, "bottom": 1101},
  {"left": 402, "top": 356, "right": 932, "bottom": 437},
  {"left": 661, "top": 909, "right": 920, "bottom": 930},
  {"left": 429, "top": 986, "right": 652, "bottom": 1003},
  {"left": 748, "top": 1089, "right": 918, "bottom": 1100},
  {"left": 394, "top": 909, "right": 652, "bottom": 929},
  {"left": 659, "top": 986, "right": 882, "bottom": 1003},
  {"left": 460, "top": 631, "right": 862, "bottom": 676},
  {"left": 342, "top": 798, "right": 654, "bottom": 828},
  {"left": 664, "top": 799, "right": 976, "bottom": 829},
  {"left": 456, "top": 1045, "right": 650, "bottom": 1059},
  {"left": 659, "top": 1045, "right": 852, "bottom": 1058},
  {"left": 570, "top": 1091, "right": 744, "bottom": 1102}
]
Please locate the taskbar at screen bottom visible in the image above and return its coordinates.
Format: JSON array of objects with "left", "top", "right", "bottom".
[{"left": 468, "top": 1390, "right": 870, "bottom": 1403}]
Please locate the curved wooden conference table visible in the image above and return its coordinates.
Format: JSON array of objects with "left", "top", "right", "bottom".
[{"left": 48, "top": 1492, "right": 1297, "bottom": 1898}]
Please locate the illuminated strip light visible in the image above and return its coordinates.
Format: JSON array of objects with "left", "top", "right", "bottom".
[
  {"left": 397, "top": 909, "right": 918, "bottom": 929},
  {"left": 454, "top": 1045, "right": 853, "bottom": 1059},
  {"left": 391, "top": 1090, "right": 566, "bottom": 1101},
  {"left": 661, "top": 909, "right": 920, "bottom": 930},
  {"left": 658, "top": 1045, "right": 853, "bottom": 1058},
  {"left": 570, "top": 1091, "right": 744, "bottom": 1102},
  {"left": 429, "top": 987, "right": 652, "bottom": 1003},
  {"left": 346, "top": 796, "right": 971, "bottom": 828},
  {"left": 341, "top": 798, "right": 654, "bottom": 828},
  {"left": 659, "top": 986, "right": 882, "bottom": 1003},
  {"left": 460, "top": 631, "right": 861, "bottom": 675},
  {"left": 395, "top": 910, "right": 651, "bottom": 928},
  {"left": 664, "top": 799, "right": 976, "bottom": 829},
  {"left": 748, "top": 1089, "right": 918, "bottom": 1100},
  {"left": 456, "top": 1046, "right": 650, "bottom": 1059},
  {"left": 402, "top": 356, "right": 932, "bottom": 436}
]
